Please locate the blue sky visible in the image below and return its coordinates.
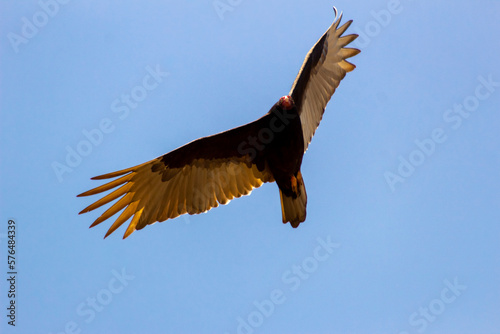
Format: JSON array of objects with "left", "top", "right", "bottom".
[{"left": 1, "top": 1, "right": 499, "bottom": 333}]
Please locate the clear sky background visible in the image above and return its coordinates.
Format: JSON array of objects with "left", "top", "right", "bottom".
[{"left": 1, "top": 1, "right": 499, "bottom": 333}]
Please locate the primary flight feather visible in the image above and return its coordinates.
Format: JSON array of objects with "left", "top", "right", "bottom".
[{"left": 78, "top": 7, "right": 360, "bottom": 239}]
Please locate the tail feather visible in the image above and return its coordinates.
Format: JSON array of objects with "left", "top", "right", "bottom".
[{"left": 280, "top": 172, "right": 307, "bottom": 227}]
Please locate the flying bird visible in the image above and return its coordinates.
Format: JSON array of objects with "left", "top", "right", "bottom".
[{"left": 78, "top": 8, "right": 360, "bottom": 239}]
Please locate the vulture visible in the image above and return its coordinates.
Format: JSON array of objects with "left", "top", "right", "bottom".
[{"left": 78, "top": 8, "right": 360, "bottom": 239}]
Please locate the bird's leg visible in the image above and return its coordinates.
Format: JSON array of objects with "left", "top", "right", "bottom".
[
  {"left": 290, "top": 171, "right": 303, "bottom": 196},
  {"left": 291, "top": 175, "right": 298, "bottom": 194}
]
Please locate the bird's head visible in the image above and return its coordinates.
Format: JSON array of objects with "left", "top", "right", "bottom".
[{"left": 278, "top": 95, "right": 295, "bottom": 110}]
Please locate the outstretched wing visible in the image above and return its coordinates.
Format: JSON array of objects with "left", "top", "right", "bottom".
[
  {"left": 289, "top": 8, "right": 360, "bottom": 151},
  {"left": 78, "top": 118, "right": 274, "bottom": 239}
]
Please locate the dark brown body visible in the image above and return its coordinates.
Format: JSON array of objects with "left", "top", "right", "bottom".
[{"left": 265, "top": 105, "right": 304, "bottom": 199}]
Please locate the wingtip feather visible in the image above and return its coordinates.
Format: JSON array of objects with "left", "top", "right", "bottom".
[
  {"left": 332, "top": 6, "right": 338, "bottom": 19},
  {"left": 122, "top": 207, "right": 144, "bottom": 239},
  {"left": 90, "top": 160, "right": 151, "bottom": 180},
  {"left": 336, "top": 19, "right": 353, "bottom": 36},
  {"left": 340, "top": 47, "right": 361, "bottom": 59},
  {"left": 339, "top": 60, "right": 357, "bottom": 72},
  {"left": 332, "top": 9, "right": 343, "bottom": 30}
]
